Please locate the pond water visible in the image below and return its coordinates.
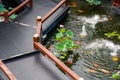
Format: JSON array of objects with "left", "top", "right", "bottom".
[{"left": 44, "top": 0, "right": 120, "bottom": 80}]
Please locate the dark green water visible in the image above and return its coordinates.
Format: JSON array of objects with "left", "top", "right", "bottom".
[{"left": 45, "top": 0, "right": 120, "bottom": 80}]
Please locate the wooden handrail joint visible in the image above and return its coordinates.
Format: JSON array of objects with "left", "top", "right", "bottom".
[
  {"left": 33, "top": 34, "right": 40, "bottom": 42},
  {"left": 4, "top": 10, "right": 9, "bottom": 23},
  {"left": 37, "top": 16, "right": 42, "bottom": 21}
]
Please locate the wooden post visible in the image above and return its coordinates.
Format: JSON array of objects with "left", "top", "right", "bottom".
[
  {"left": 29, "top": 0, "right": 33, "bottom": 7},
  {"left": 65, "top": 0, "right": 68, "bottom": 6},
  {"left": 33, "top": 34, "right": 40, "bottom": 50},
  {"left": 116, "top": 0, "right": 119, "bottom": 6},
  {"left": 36, "top": 16, "right": 42, "bottom": 35},
  {"left": 37, "top": 16, "right": 42, "bottom": 21},
  {"left": 4, "top": 10, "right": 9, "bottom": 23},
  {"left": 33, "top": 16, "right": 42, "bottom": 49},
  {"left": 113, "top": 0, "right": 117, "bottom": 6}
]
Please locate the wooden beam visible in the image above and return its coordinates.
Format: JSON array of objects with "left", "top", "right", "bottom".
[
  {"left": 34, "top": 42, "right": 83, "bottom": 80},
  {"left": 42, "top": 0, "right": 67, "bottom": 23},
  {"left": 0, "top": 60, "right": 17, "bottom": 80},
  {"left": 4, "top": 10, "right": 9, "bottom": 23},
  {"left": 8, "top": 0, "right": 31, "bottom": 16},
  {"left": 33, "top": 0, "right": 84, "bottom": 80}
]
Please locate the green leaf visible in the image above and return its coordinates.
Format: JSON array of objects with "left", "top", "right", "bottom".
[
  {"left": 9, "top": 14, "right": 17, "bottom": 19},
  {"left": 73, "top": 45, "right": 79, "bottom": 49},
  {"left": 60, "top": 56, "right": 65, "bottom": 59},
  {"left": 8, "top": 7, "right": 13, "bottom": 10},
  {"left": 56, "top": 32, "right": 63, "bottom": 39},
  {"left": 66, "top": 40, "right": 74, "bottom": 50},
  {"left": 59, "top": 28, "right": 65, "bottom": 33},
  {"left": 62, "top": 39, "right": 69, "bottom": 44},
  {"left": 62, "top": 53, "right": 67, "bottom": 57},
  {"left": 53, "top": 52, "right": 59, "bottom": 55},
  {"left": 56, "top": 43, "right": 66, "bottom": 51},
  {"left": 86, "top": 0, "right": 101, "bottom": 5},
  {"left": 66, "top": 30, "right": 73, "bottom": 38},
  {"left": 118, "top": 64, "right": 120, "bottom": 69},
  {"left": 0, "top": 4, "right": 6, "bottom": 13},
  {"left": 111, "top": 73, "right": 120, "bottom": 79},
  {"left": 118, "top": 35, "right": 120, "bottom": 40}
]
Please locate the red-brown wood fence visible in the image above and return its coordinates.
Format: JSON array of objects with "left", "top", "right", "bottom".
[
  {"left": 33, "top": 0, "right": 84, "bottom": 80},
  {"left": 0, "top": 0, "right": 32, "bottom": 22},
  {"left": 0, "top": 60, "right": 17, "bottom": 80}
]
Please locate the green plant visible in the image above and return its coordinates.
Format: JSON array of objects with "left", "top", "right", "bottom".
[
  {"left": 9, "top": 14, "right": 17, "bottom": 19},
  {"left": 54, "top": 26, "right": 79, "bottom": 60},
  {"left": 56, "top": 28, "right": 78, "bottom": 51},
  {"left": 111, "top": 64, "right": 120, "bottom": 80},
  {"left": 0, "top": 4, "right": 6, "bottom": 13},
  {"left": 104, "top": 31, "right": 120, "bottom": 40},
  {"left": 112, "top": 73, "right": 120, "bottom": 80},
  {"left": 86, "top": 0, "right": 101, "bottom": 5}
]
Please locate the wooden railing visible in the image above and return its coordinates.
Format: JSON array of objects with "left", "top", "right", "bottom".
[
  {"left": 0, "top": 0, "right": 32, "bottom": 22},
  {"left": 113, "top": 0, "right": 120, "bottom": 7},
  {"left": 0, "top": 60, "right": 16, "bottom": 80},
  {"left": 33, "top": 0, "right": 84, "bottom": 80}
]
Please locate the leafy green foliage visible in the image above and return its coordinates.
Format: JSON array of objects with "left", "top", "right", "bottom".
[
  {"left": 9, "top": 14, "right": 17, "bottom": 19},
  {"left": 118, "top": 64, "right": 120, "bottom": 69},
  {"left": 8, "top": 7, "right": 13, "bottom": 10},
  {"left": 111, "top": 73, "right": 120, "bottom": 79},
  {"left": 66, "top": 30, "right": 73, "bottom": 38},
  {"left": 56, "top": 28, "right": 77, "bottom": 52},
  {"left": 0, "top": 4, "right": 6, "bottom": 13},
  {"left": 86, "top": 0, "right": 101, "bottom": 5},
  {"left": 104, "top": 31, "right": 120, "bottom": 40},
  {"left": 60, "top": 53, "right": 68, "bottom": 59},
  {"left": 55, "top": 27, "right": 79, "bottom": 59}
]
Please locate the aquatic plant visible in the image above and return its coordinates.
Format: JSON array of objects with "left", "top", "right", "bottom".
[
  {"left": 86, "top": 0, "right": 101, "bottom": 5},
  {"left": 104, "top": 31, "right": 120, "bottom": 40},
  {"left": 56, "top": 27, "right": 77, "bottom": 51},
  {"left": 55, "top": 25, "right": 79, "bottom": 60}
]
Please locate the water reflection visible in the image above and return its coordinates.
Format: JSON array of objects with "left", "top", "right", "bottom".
[
  {"left": 76, "top": 38, "right": 120, "bottom": 80},
  {"left": 78, "top": 15, "right": 108, "bottom": 29}
]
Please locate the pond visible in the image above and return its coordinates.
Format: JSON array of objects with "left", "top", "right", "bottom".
[{"left": 44, "top": 0, "right": 120, "bottom": 80}]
